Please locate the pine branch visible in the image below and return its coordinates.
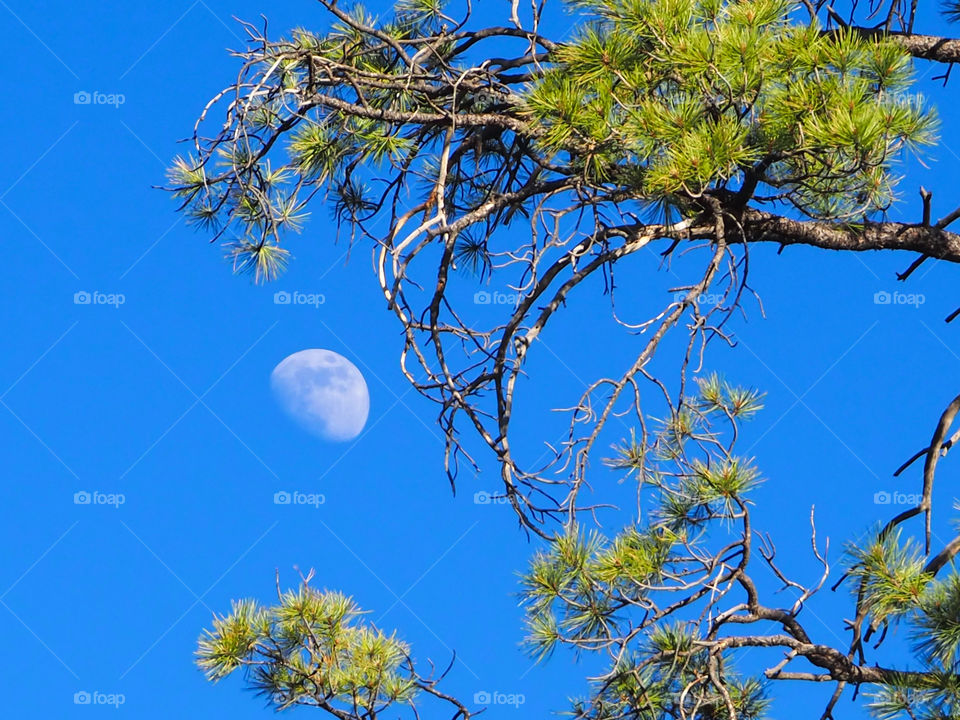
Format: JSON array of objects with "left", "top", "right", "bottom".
[{"left": 845, "top": 27, "right": 960, "bottom": 64}]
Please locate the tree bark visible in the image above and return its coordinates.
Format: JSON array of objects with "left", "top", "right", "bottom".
[
  {"left": 740, "top": 210, "right": 960, "bottom": 262},
  {"left": 847, "top": 27, "right": 960, "bottom": 64}
]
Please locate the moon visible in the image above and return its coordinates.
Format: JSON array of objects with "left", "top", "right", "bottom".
[{"left": 270, "top": 349, "right": 370, "bottom": 441}]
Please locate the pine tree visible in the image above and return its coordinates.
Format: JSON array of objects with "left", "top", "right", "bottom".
[{"left": 177, "top": 1, "right": 960, "bottom": 717}]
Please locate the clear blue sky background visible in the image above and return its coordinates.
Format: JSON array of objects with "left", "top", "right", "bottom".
[{"left": 1, "top": 1, "right": 959, "bottom": 718}]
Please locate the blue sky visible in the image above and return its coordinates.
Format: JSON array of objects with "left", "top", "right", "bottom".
[{"left": 1, "top": 1, "right": 959, "bottom": 718}]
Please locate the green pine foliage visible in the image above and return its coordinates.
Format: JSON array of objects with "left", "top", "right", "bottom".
[
  {"left": 196, "top": 587, "right": 418, "bottom": 713},
  {"left": 168, "top": 0, "right": 936, "bottom": 283},
  {"left": 863, "top": 562, "right": 960, "bottom": 717},
  {"left": 167, "top": 2, "right": 453, "bottom": 280},
  {"left": 520, "top": 377, "right": 769, "bottom": 720},
  {"left": 847, "top": 529, "right": 931, "bottom": 626},
  {"left": 527, "top": 0, "right": 935, "bottom": 218}
]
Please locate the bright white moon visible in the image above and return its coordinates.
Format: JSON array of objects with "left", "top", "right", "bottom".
[{"left": 270, "top": 349, "right": 370, "bottom": 441}]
